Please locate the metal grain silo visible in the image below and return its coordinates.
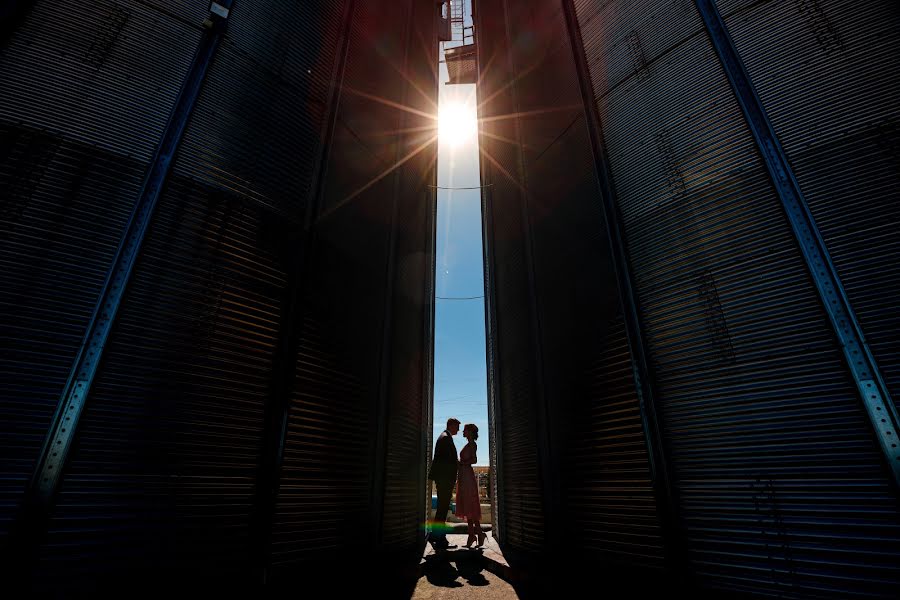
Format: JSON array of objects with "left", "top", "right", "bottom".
[
  {"left": 476, "top": 0, "right": 900, "bottom": 596},
  {"left": 1, "top": 0, "right": 439, "bottom": 591}
]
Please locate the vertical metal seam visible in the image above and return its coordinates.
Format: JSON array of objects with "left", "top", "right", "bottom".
[
  {"left": 560, "top": 0, "right": 693, "bottom": 583},
  {"left": 252, "top": 0, "right": 357, "bottom": 582},
  {"left": 696, "top": 0, "right": 900, "bottom": 486},
  {"left": 23, "top": 2, "right": 233, "bottom": 511},
  {"left": 500, "top": 0, "right": 557, "bottom": 552}
]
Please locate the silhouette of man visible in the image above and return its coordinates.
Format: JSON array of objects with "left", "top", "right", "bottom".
[{"left": 427, "top": 418, "right": 460, "bottom": 549}]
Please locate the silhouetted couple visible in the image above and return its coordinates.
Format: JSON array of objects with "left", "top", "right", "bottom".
[{"left": 427, "top": 417, "right": 486, "bottom": 550}]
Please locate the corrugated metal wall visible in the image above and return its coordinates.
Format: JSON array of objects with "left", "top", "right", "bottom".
[
  {"left": 476, "top": 0, "right": 900, "bottom": 596},
  {"left": 475, "top": 0, "right": 547, "bottom": 554},
  {"left": 379, "top": 0, "right": 439, "bottom": 554},
  {"left": 571, "top": 0, "right": 900, "bottom": 595},
  {"left": 1, "top": 0, "right": 437, "bottom": 590},
  {"left": 718, "top": 0, "right": 900, "bottom": 413},
  {"left": 15, "top": 0, "right": 347, "bottom": 586},
  {"left": 6, "top": 0, "right": 897, "bottom": 594},
  {"left": 475, "top": 0, "right": 666, "bottom": 573},
  {"left": 0, "top": 0, "right": 200, "bottom": 544},
  {"left": 270, "top": 0, "right": 438, "bottom": 571}
]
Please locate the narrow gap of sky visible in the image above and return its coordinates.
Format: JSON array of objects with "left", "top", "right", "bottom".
[{"left": 434, "top": 0, "right": 488, "bottom": 465}]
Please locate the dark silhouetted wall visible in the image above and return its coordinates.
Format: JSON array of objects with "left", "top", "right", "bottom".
[
  {"left": 0, "top": 0, "right": 437, "bottom": 590},
  {"left": 476, "top": 0, "right": 900, "bottom": 596}
]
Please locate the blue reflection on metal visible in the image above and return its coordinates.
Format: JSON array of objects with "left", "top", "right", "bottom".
[
  {"left": 29, "top": 2, "right": 234, "bottom": 505},
  {"left": 696, "top": 0, "right": 900, "bottom": 486}
]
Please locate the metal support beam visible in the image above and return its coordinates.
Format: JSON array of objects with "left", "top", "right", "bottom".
[
  {"left": 560, "top": 0, "right": 692, "bottom": 581},
  {"left": 27, "top": 1, "right": 232, "bottom": 508},
  {"left": 696, "top": 0, "right": 900, "bottom": 486}
]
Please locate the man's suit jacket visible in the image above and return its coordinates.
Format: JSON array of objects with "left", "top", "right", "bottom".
[{"left": 427, "top": 430, "right": 458, "bottom": 484}]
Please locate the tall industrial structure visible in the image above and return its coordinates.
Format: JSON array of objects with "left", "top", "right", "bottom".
[
  {"left": 1, "top": 0, "right": 438, "bottom": 590},
  {"left": 476, "top": 0, "right": 900, "bottom": 596},
  {"left": 1, "top": 0, "right": 899, "bottom": 596}
]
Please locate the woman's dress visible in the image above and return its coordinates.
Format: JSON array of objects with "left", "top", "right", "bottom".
[{"left": 454, "top": 442, "right": 481, "bottom": 520}]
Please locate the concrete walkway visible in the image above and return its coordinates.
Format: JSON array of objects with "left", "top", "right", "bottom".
[{"left": 412, "top": 532, "right": 521, "bottom": 599}]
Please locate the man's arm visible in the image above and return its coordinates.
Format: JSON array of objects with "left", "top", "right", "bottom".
[{"left": 435, "top": 434, "right": 453, "bottom": 464}]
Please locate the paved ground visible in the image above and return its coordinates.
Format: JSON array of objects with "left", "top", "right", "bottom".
[{"left": 412, "top": 532, "right": 521, "bottom": 599}]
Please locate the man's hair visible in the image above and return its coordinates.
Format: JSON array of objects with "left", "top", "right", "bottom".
[{"left": 447, "top": 418, "right": 461, "bottom": 428}]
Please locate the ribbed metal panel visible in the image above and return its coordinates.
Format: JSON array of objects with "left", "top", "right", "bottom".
[
  {"left": 313, "top": 0, "right": 405, "bottom": 553},
  {"left": 488, "top": 172, "right": 545, "bottom": 553},
  {"left": 380, "top": 0, "right": 438, "bottom": 552},
  {"left": 171, "top": 1, "right": 345, "bottom": 221},
  {"left": 474, "top": 0, "right": 666, "bottom": 571},
  {"left": 142, "top": 0, "right": 209, "bottom": 24},
  {"left": 380, "top": 208, "right": 433, "bottom": 551},
  {"left": 721, "top": 0, "right": 900, "bottom": 414},
  {"left": 318, "top": 2, "right": 410, "bottom": 216},
  {"left": 0, "top": 0, "right": 199, "bottom": 538},
  {"left": 15, "top": 0, "right": 348, "bottom": 585},
  {"left": 374, "top": 0, "right": 416, "bottom": 551},
  {"left": 270, "top": 315, "right": 369, "bottom": 563},
  {"left": 226, "top": 0, "right": 343, "bottom": 97},
  {"left": 0, "top": 129, "right": 144, "bottom": 539},
  {"left": 475, "top": 0, "right": 546, "bottom": 554},
  {"left": 522, "top": 52, "right": 667, "bottom": 567},
  {"left": 268, "top": 0, "right": 439, "bottom": 566},
  {"left": 3, "top": 0, "right": 434, "bottom": 584},
  {"left": 559, "top": 0, "right": 674, "bottom": 577},
  {"left": 564, "top": 313, "right": 665, "bottom": 569},
  {"left": 574, "top": 0, "right": 702, "bottom": 100},
  {"left": 168, "top": 42, "right": 324, "bottom": 221},
  {"left": 0, "top": 0, "right": 200, "bottom": 160},
  {"left": 268, "top": 176, "right": 392, "bottom": 571},
  {"left": 34, "top": 179, "right": 291, "bottom": 585},
  {"left": 574, "top": 0, "right": 900, "bottom": 596}
]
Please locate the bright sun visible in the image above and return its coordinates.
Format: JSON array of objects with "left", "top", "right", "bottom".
[{"left": 438, "top": 101, "right": 477, "bottom": 147}]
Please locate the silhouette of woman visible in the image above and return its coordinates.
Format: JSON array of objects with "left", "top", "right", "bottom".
[{"left": 454, "top": 423, "right": 486, "bottom": 548}]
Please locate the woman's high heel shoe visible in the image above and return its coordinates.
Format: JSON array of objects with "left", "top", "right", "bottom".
[
  {"left": 465, "top": 533, "right": 476, "bottom": 548},
  {"left": 477, "top": 531, "right": 486, "bottom": 547}
]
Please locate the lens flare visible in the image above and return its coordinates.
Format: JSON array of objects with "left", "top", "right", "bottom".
[{"left": 438, "top": 101, "right": 477, "bottom": 147}]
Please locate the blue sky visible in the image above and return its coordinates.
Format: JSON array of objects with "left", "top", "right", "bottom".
[{"left": 433, "top": 26, "right": 488, "bottom": 465}]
